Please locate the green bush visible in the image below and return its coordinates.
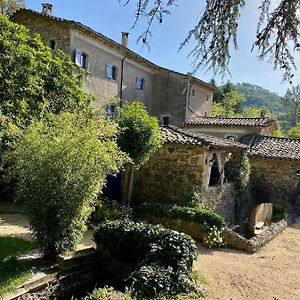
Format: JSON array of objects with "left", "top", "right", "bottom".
[
  {"left": 82, "top": 286, "right": 132, "bottom": 300},
  {"left": 92, "top": 198, "right": 132, "bottom": 223},
  {"left": 94, "top": 220, "right": 197, "bottom": 299},
  {"left": 9, "top": 113, "right": 128, "bottom": 258},
  {"left": 134, "top": 203, "right": 225, "bottom": 246},
  {"left": 135, "top": 203, "right": 225, "bottom": 231}
]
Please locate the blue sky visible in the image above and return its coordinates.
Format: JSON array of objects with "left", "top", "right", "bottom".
[{"left": 26, "top": 0, "right": 300, "bottom": 96}]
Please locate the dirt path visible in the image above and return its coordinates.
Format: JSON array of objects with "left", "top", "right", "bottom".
[{"left": 196, "top": 217, "right": 300, "bottom": 300}]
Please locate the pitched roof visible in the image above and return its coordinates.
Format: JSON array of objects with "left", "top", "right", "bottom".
[
  {"left": 11, "top": 9, "right": 214, "bottom": 90},
  {"left": 241, "top": 134, "right": 300, "bottom": 161},
  {"left": 161, "top": 126, "right": 248, "bottom": 150},
  {"left": 186, "top": 116, "right": 277, "bottom": 128}
]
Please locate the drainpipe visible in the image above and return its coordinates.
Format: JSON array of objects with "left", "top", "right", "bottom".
[{"left": 119, "top": 54, "right": 127, "bottom": 107}]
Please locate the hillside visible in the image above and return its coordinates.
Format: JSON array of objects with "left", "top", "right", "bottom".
[{"left": 233, "top": 82, "right": 283, "bottom": 113}]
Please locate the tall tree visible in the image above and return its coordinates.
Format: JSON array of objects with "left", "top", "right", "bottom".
[
  {"left": 282, "top": 85, "right": 300, "bottom": 129},
  {"left": 120, "top": 0, "right": 300, "bottom": 82},
  {"left": 0, "top": 0, "right": 24, "bottom": 16}
]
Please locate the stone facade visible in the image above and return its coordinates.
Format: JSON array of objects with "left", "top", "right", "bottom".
[
  {"left": 133, "top": 143, "right": 207, "bottom": 204},
  {"left": 203, "top": 184, "right": 235, "bottom": 224},
  {"left": 11, "top": 8, "right": 214, "bottom": 127},
  {"left": 249, "top": 158, "right": 300, "bottom": 211}
]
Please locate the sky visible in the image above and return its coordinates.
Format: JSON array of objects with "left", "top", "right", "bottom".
[{"left": 25, "top": 0, "right": 300, "bottom": 96}]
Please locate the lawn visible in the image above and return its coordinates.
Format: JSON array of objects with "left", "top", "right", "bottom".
[{"left": 0, "top": 236, "right": 38, "bottom": 297}]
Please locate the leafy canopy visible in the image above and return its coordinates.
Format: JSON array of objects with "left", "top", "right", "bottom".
[
  {"left": 116, "top": 101, "right": 162, "bottom": 167},
  {"left": 9, "top": 112, "right": 128, "bottom": 257},
  {"left": 0, "top": 15, "right": 91, "bottom": 127},
  {"left": 0, "top": 0, "right": 24, "bottom": 16},
  {"left": 120, "top": 0, "right": 300, "bottom": 82}
]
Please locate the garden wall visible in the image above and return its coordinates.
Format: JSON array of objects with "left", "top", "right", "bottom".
[
  {"left": 133, "top": 143, "right": 207, "bottom": 204},
  {"left": 224, "top": 219, "right": 287, "bottom": 253},
  {"left": 203, "top": 183, "right": 235, "bottom": 224},
  {"left": 249, "top": 158, "right": 300, "bottom": 211}
]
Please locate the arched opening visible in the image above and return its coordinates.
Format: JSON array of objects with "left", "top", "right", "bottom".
[{"left": 209, "top": 153, "right": 220, "bottom": 186}]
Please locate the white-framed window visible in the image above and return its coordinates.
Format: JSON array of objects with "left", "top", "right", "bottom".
[
  {"left": 75, "top": 49, "right": 88, "bottom": 69},
  {"left": 105, "top": 64, "right": 117, "bottom": 80},
  {"left": 136, "top": 76, "right": 144, "bottom": 90}
]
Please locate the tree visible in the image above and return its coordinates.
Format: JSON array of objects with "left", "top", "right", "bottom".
[
  {"left": 281, "top": 85, "right": 300, "bottom": 130},
  {"left": 120, "top": 0, "right": 300, "bottom": 82},
  {"left": 0, "top": 15, "right": 92, "bottom": 200},
  {"left": 9, "top": 112, "right": 128, "bottom": 258},
  {"left": 0, "top": 15, "right": 91, "bottom": 128},
  {"left": 115, "top": 101, "right": 162, "bottom": 204},
  {"left": 212, "top": 90, "right": 245, "bottom": 117},
  {"left": 0, "top": 0, "right": 24, "bottom": 16},
  {"left": 287, "top": 122, "right": 300, "bottom": 138}
]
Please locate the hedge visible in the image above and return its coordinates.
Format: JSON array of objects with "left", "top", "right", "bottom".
[
  {"left": 135, "top": 203, "right": 226, "bottom": 232},
  {"left": 94, "top": 220, "right": 197, "bottom": 299}
]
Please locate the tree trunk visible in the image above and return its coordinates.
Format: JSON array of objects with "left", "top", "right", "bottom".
[{"left": 121, "top": 163, "right": 135, "bottom": 206}]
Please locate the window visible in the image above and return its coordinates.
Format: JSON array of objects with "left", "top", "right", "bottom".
[
  {"left": 192, "top": 89, "right": 196, "bottom": 96},
  {"left": 105, "top": 64, "right": 117, "bottom": 80},
  {"left": 206, "top": 95, "right": 210, "bottom": 102},
  {"left": 106, "top": 104, "right": 115, "bottom": 118},
  {"left": 75, "top": 49, "right": 87, "bottom": 69},
  {"left": 49, "top": 40, "right": 56, "bottom": 50},
  {"left": 297, "top": 170, "right": 300, "bottom": 176},
  {"left": 161, "top": 116, "right": 170, "bottom": 126},
  {"left": 136, "top": 76, "right": 144, "bottom": 90}
]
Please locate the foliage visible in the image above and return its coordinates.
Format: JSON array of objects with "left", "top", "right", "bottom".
[
  {"left": 116, "top": 101, "right": 162, "bottom": 167},
  {"left": 92, "top": 198, "right": 132, "bottom": 223},
  {"left": 120, "top": 1, "right": 300, "bottom": 81},
  {"left": 0, "top": 237, "right": 38, "bottom": 296},
  {"left": 82, "top": 286, "right": 132, "bottom": 300},
  {"left": 9, "top": 113, "right": 128, "bottom": 258},
  {"left": 0, "top": 15, "right": 91, "bottom": 127},
  {"left": 226, "top": 151, "right": 253, "bottom": 224},
  {"left": 179, "top": 182, "right": 204, "bottom": 208},
  {"left": 0, "top": 0, "right": 24, "bottom": 16},
  {"left": 280, "top": 85, "right": 300, "bottom": 131},
  {"left": 94, "top": 220, "right": 197, "bottom": 299},
  {"left": 287, "top": 122, "right": 300, "bottom": 138},
  {"left": 135, "top": 202, "right": 225, "bottom": 238},
  {"left": 212, "top": 90, "right": 245, "bottom": 117}
]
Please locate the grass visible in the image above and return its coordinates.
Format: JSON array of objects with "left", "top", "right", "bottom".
[{"left": 0, "top": 236, "right": 38, "bottom": 297}]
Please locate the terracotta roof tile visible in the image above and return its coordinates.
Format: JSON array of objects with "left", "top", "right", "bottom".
[
  {"left": 241, "top": 134, "right": 300, "bottom": 160},
  {"left": 161, "top": 126, "right": 248, "bottom": 150},
  {"left": 186, "top": 116, "right": 277, "bottom": 128}
]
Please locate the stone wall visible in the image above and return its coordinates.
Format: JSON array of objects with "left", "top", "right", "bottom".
[
  {"left": 224, "top": 219, "right": 287, "bottom": 253},
  {"left": 133, "top": 143, "right": 207, "bottom": 204},
  {"left": 249, "top": 157, "right": 300, "bottom": 211},
  {"left": 203, "top": 183, "right": 235, "bottom": 224}
]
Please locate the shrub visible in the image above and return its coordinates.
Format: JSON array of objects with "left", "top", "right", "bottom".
[
  {"left": 82, "top": 286, "right": 132, "bottom": 300},
  {"left": 94, "top": 220, "right": 197, "bottom": 299},
  {"left": 9, "top": 113, "right": 128, "bottom": 258},
  {"left": 92, "top": 198, "right": 132, "bottom": 223},
  {"left": 134, "top": 203, "right": 225, "bottom": 246}
]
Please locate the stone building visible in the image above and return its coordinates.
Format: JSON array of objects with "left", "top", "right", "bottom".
[
  {"left": 133, "top": 126, "right": 248, "bottom": 223},
  {"left": 184, "top": 116, "right": 278, "bottom": 141},
  {"left": 241, "top": 134, "right": 300, "bottom": 211},
  {"left": 11, "top": 4, "right": 214, "bottom": 127}
]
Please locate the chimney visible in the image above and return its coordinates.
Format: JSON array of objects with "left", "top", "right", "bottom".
[
  {"left": 260, "top": 109, "right": 266, "bottom": 118},
  {"left": 121, "top": 32, "right": 129, "bottom": 47},
  {"left": 42, "top": 3, "right": 53, "bottom": 16}
]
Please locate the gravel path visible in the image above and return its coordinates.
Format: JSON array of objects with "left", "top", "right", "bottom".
[{"left": 196, "top": 217, "right": 300, "bottom": 300}]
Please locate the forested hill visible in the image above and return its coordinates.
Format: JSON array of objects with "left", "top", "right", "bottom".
[{"left": 233, "top": 82, "right": 283, "bottom": 113}]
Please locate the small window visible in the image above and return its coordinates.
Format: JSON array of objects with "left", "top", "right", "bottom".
[
  {"left": 106, "top": 104, "right": 115, "bottom": 118},
  {"left": 136, "top": 76, "right": 144, "bottom": 90},
  {"left": 105, "top": 64, "right": 117, "bottom": 80},
  {"left": 192, "top": 89, "right": 196, "bottom": 96},
  {"left": 49, "top": 39, "right": 56, "bottom": 50},
  {"left": 206, "top": 95, "right": 209, "bottom": 102},
  {"left": 75, "top": 49, "right": 87, "bottom": 69},
  {"left": 162, "top": 116, "right": 170, "bottom": 126}
]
